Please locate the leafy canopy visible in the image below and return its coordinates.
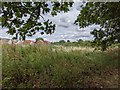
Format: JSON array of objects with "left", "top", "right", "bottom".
[
  {"left": 59, "top": 40, "right": 66, "bottom": 43},
  {"left": 36, "top": 37, "right": 44, "bottom": 42},
  {"left": 1, "top": 1, "right": 120, "bottom": 50},
  {"left": 1, "top": 1, "right": 73, "bottom": 40},
  {"left": 75, "top": 2, "right": 120, "bottom": 50}
]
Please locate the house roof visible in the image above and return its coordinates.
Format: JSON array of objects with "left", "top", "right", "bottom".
[
  {"left": 23, "top": 40, "right": 34, "bottom": 44},
  {"left": 0, "top": 38, "right": 10, "bottom": 42},
  {"left": 44, "top": 40, "right": 50, "bottom": 44}
]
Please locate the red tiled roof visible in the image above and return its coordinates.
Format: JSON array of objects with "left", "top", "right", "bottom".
[
  {"left": 36, "top": 40, "right": 44, "bottom": 44},
  {"left": 44, "top": 41, "right": 50, "bottom": 44},
  {"left": 23, "top": 40, "right": 34, "bottom": 44}
]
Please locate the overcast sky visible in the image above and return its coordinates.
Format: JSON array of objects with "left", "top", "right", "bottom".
[{"left": 0, "top": 2, "right": 100, "bottom": 42}]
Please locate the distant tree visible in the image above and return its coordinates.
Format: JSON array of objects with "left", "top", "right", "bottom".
[
  {"left": 75, "top": 2, "right": 120, "bottom": 50},
  {"left": 1, "top": 1, "right": 73, "bottom": 40},
  {"left": 36, "top": 37, "right": 44, "bottom": 42},
  {"left": 59, "top": 40, "right": 66, "bottom": 43},
  {"left": 67, "top": 40, "right": 70, "bottom": 42},
  {"left": 77, "top": 39, "right": 83, "bottom": 43}
]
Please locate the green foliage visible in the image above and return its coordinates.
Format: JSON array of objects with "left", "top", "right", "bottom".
[
  {"left": 75, "top": 2, "right": 120, "bottom": 50},
  {"left": 59, "top": 40, "right": 66, "bottom": 43},
  {"left": 36, "top": 37, "right": 44, "bottom": 42},
  {"left": 2, "top": 45, "right": 119, "bottom": 88},
  {"left": 1, "top": 2, "right": 73, "bottom": 40},
  {"left": 77, "top": 39, "right": 83, "bottom": 43},
  {"left": 53, "top": 40, "right": 93, "bottom": 47},
  {"left": 67, "top": 40, "right": 70, "bottom": 42}
]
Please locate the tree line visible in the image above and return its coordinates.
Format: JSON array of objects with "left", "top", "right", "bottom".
[{"left": 1, "top": 1, "right": 120, "bottom": 50}]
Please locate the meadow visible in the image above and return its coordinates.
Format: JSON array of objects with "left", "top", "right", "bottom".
[{"left": 2, "top": 43, "right": 119, "bottom": 88}]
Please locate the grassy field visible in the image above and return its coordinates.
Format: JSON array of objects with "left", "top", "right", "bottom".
[{"left": 2, "top": 44, "right": 119, "bottom": 88}]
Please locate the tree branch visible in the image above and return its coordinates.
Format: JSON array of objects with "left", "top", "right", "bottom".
[{"left": 37, "top": 2, "right": 45, "bottom": 21}]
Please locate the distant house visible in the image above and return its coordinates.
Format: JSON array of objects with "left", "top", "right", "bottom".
[
  {"left": 16, "top": 40, "right": 24, "bottom": 45},
  {"left": 44, "top": 40, "right": 50, "bottom": 44},
  {"left": 0, "top": 38, "right": 50, "bottom": 46},
  {"left": 8, "top": 39, "right": 18, "bottom": 45},
  {"left": 35, "top": 40, "right": 44, "bottom": 46},
  {"left": 0, "top": 38, "right": 10, "bottom": 45},
  {"left": 8, "top": 40, "right": 12, "bottom": 45},
  {"left": 23, "top": 40, "right": 34, "bottom": 45},
  {"left": 36, "top": 39, "right": 50, "bottom": 46}
]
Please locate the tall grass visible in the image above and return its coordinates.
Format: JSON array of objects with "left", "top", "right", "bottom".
[{"left": 2, "top": 44, "right": 119, "bottom": 88}]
